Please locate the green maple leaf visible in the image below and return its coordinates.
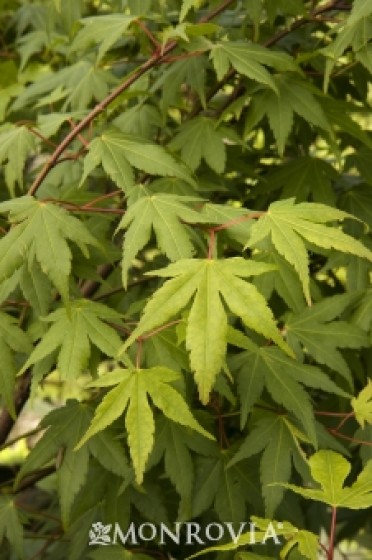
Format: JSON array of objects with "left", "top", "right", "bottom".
[
  {"left": 69, "top": 15, "right": 136, "bottom": 63},
  {"left": 76, "top": 366, "right": 213, "bottom": 484},
  {"left": 264, "top": 156, "right": 338, "bottom": 204},
  {"left": 211, "top": 42, "right": 298, "bottom": 90},
  {"left": 228, "top": 414, "right": 308, "bottom": 515},
  {"left": 285, "top": 293, "right": 369, "bottom": 384},
  {"left": 246, "top": 198, "right": 372, "bottom": 304},
  {"left": 352, "top": 380, "right": 372, "bottom": 428},
  {"left": 347, "top": 0, "right": 372, "bottom": 26},
  {"left": 20, "top": 300, "right": 123, "bottom": 379},
  {"left": 280, "top": 529, "right": 319, "bottom": 560},
  {"left": 16, "top": 400, "right": 130, "bottom": 527},
  {"left": 0, "top": 497, "right": 23, "bottom": 558},
  {"left": 122, "top": 257, "right": 292, "bottom": 403},
  {"left": 149, "top": 417, "right": 199, "bottom": 519},
  {"left": 251, "top": 76, "right": 331, "bottom": 155},
  {"left": 0, "top": 126, "right": 36, "bottom": 195},
  {"left": 0, "top": 312, "right": 32, "bottom": 417},
  {"left": 169, "top": 117, "right": 226, "bottom": 173},
  {"left": 252, "top": 251, "right": 305, "bottom": 312},
  {"left": 0, "top": 196, "right": 97, "bottom": 301},
  {"left": 179, "top": 0, "right": 206, "bottom": 21},
  {"left": 229, "top": 334, "right": 349, "bottom": 439},
  {"left": 192, "top": 451, "right": 250, "bottom": 525},
  {"left": 276, "top": 449, "right": 372, "bottom": 509},
  {"left": 118, "top": 193, "right": 205, "bottom": 287},
  {"left": 81, "top": 127, "right": 194, "bottom": 191},
  {"left": 12, "top": 60, "right": 117, "bottom": 111}
]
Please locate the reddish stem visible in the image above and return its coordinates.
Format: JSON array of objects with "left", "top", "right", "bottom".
[
  {"left": 135, "top": 19, "right": 161, "bottom": 50},
  {"left": 334, "top": 411, "right": 355, "bottom": 432},
  {"left": 328, "top": 507, "right": 337, "bottom": 560},
  {"left": 81, "top": 190, "right": 122, "bottom": 208},
  {"left": 207, "top": 228, "right": 216, "bottom": 259},
  {"left": 67, "top": 118, "right": 89, "bottom": 147},
  {"left": 315, "top": 411, "right": 352, "bottom": 417},
  {"left": 140, "top": 319, "right": 182, "bottom": 340},
  {"left": 328, "top": 429, "right": 372, "bottom": 447},
  {"left": 213, "top": 211, "right": 265, "bottom": 232}
]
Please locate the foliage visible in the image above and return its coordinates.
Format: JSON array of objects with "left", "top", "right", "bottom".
[{"left": 0, "top": 1, "right": 372, "bottom": 559}]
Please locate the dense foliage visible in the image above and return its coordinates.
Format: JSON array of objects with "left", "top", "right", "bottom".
[{"left": 0, "top": 0, "right": 372, "bottom": 558}]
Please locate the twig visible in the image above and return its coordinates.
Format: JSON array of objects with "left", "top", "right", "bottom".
[
  {"left": 0, "top": 427, "right": 42, "bottom": 451},
  {"left": 28, "top": 0, "right": 236, "bottom": 196}
]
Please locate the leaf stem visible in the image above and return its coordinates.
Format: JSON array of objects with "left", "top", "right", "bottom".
[
  {"left": 327, "top": 506, "right": 337, "bottom": 560},
  {"left": 334, "top": 411, "right": 355, "bottom": 432},
  {"left": 140, "top": 319, "right": 182, "bottom": 340},
  {"left": 207, "top": 228, "right": 216, "bottom": 259},
  {"left": 327, "top": 429, "right": 372, "bottom": 447},
  {"left": 81, "top": 189, "right": 122, "bottom": 208}
]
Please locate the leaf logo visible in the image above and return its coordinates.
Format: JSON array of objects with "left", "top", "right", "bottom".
[{"left": 89, "top": 522, "right": 112, "bottom": 546}]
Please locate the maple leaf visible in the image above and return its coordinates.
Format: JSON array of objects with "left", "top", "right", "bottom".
[
  {"left": 169, "top": 117, "right": 226, "bottom": 173},
  {"left": 0, "top": 497, "right": 23, "bottom": 558},
  {"left": 20, "top": 300, "right": 123, "bottom": 379},
  {"left": 12, "top": 60, "right": 117, "bottom": 111},
  {"left": 211, "top": 41, "right": 298, "bottom": 90},
  {"left": 0, "top": 312, "right": 32, "bottom": 417},
  {"left": 0, "top": 196, "right": 97, "bottom": 301},
  {"left": 76, "top": 367, "right": 214, "bottom": 484},
  {"left": 229, "top": 331, "right": 350, "bottom": 440},
  {"left": 122, "top": 257, "right": 292, "bottom": 403},
  {"left": 0, "top": 126, "right": 36, "bottom": 195},
  {"left": 81, "top": 127, "right": 195, "bottom": 191},
  {"left": 16, "top": 401, "right": 130, "bottom": 527},
  {"left": 276, "top": 449, "right": 372, "bottom": 509},
  {"left": 246, "top": 76, "right": 331, "bottom": 155},
  {"left": 228, "top": 414, "right": 311, "bottom": 516},
  {"left": 118, "top": 193, "right": 206, "bottom": 287},
  {"left": 247, "top": 198, "right": 372, "bottom": 304},
  {"left": 285, "top": 293, "right": 369, "bottom": 384},
  {"left": 352, "top": 380, "right": 372, "bottom": 428},
  {"left": 69, "top": 14, "right": 136, "bottom": 63}
]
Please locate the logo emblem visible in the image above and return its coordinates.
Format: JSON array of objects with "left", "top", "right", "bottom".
[{"left": 89, "top": 522, "right": 112, "bottom": 546}]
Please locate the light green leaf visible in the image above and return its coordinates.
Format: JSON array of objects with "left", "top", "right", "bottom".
[
  {"left": 81, "top": 127, "right": 194, "bottom": 191},
  {"left": 352, "top": 380, "right": 372, "bottom": 428},
  {"left": 70, "top": 15, "right": 135, "bottom": 63},
  {"left": 277, "top": 450, "right": 372, "bottom": 509},
  {"left": 77, "top": 367, "right": 213, "bottom": 483},
  {"left": 280, "top": 529, "right": 319, "bottom": 560},
  {"left": 0, "top": 197, "right": 97, "bottom": 301},
  {"left": 211, "top": 42, "right": 277, "bottom": 90},
  {"left": 179, "top": 0, "right": 206, "bottom": 22},
  {"left": 247, "top": 198, "right": 372, "bottom": 304},
  {"left": 12, "top": 61, "right": 117, "bottom": 111},
  {"left": 20, "top": 300, "right": 123, "bottom": 378},
  {"left": 347, "top": 0, "right": 372, "bottom": 26},
  {"left": 123, "top": 258, "right": 291, "bottom": 403},
  {"left": 118, "top": 194, "right": 205, "bottom": 287},
  {"left": 0, "top": 126, "right": 36, "bottom": 195},
  {"left": 126, "top": 372, "right": 155, "bottom": 485}
]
